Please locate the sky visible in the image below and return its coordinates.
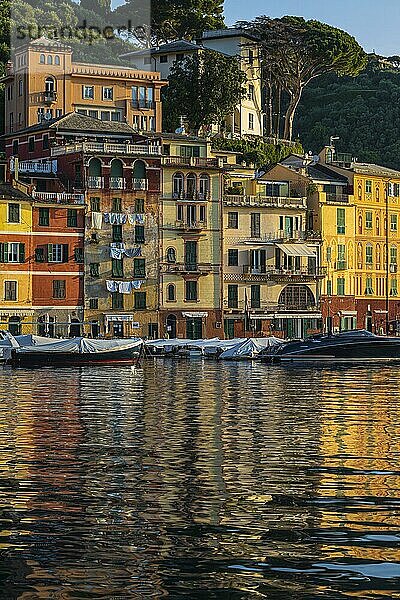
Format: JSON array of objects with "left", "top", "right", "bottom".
[{"left": 223, "top": 0, "right": 400, "bottom": 56}]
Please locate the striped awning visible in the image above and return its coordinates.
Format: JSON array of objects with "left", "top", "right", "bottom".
[{"left": 278, "top": 244, "right": 317, "bottom": 257}]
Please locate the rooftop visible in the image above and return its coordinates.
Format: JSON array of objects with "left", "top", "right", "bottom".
[
  {"left": 351, "top": 163, "right": 400, "bottom": 178},
  {"left": 0, "top": 183, "right": 32, "bottom": 200},
  {"left": 120, "top": 40, "right": 200, "bottom": 58}
]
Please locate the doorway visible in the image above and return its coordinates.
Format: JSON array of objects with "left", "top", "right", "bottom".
[
  {"left": 186, "top": 317, "right": 202, "bottom": 340},
  {"left": 166, "top": 314, "right": 177, "bottom": 338}
]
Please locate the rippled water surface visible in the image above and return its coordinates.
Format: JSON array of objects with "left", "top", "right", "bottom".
[{"left": 0, "top": 360, "right": 400, "bottom": 599}]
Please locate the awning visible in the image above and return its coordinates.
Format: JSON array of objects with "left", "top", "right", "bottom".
[
  {"left": 273, "top": 313, "right": 322, "bottom": 319},
  {"left": 105, "top": 314, "right": 134, "bottom": 322},
  {"left": 278, "top": 244, "right": 317, "bottom": 257},
  {"left": 339, "top": 311, "right": 358, "bottom": 317},
  {"left": 182, "top": 312, "right": 208, "bottom": 318},
  {"left": 256, "top": 180, "right": 288, "bottom": 185}
]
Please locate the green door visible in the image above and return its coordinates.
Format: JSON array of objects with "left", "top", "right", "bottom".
[
  {"left": 224, "top": 319, "right": 235, "bottom": 339},
  {"left": 186, "top": 317, "right": 202, "bottom": 340}
]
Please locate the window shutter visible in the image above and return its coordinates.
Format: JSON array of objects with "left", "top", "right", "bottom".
[
  {"left": 0, "top": 243, "right": 3, "bottom": 263},
  {"left": 19, "top": 243, "right": 25, "bottom": 263},
  {"left": 48, "top": 243, "right": 53, "bottom": 262},
  {"left": 3, "top": 242, "right": 8, "bottom": 263},
  {"left": 62, "top": 244, "right": 69, "bottom": 263}
]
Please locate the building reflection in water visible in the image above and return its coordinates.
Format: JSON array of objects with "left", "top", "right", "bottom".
[{"left": 0, "top": 362, "right": 399, "bottom": 598}]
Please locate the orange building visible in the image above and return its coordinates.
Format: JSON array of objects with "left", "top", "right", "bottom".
[{"left": 2, "top": 36, "right": 165, "bottom": 135}]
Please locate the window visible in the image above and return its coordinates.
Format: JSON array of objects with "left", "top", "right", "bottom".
[
  {"left": 89, "top": 298, "right": 98, "bottom": 309},
  {"left": 83, "top": 85, "right": 94, "bottom": 99},
  {"left": 67, "top": 209, "right": 78, "bottom": 228},
  {"left": 111, "top": 197, "right": 122, "bottom": 212},
  {"left": 337, "top": 277, "right": 345, "bottom": 296},
  {"left": 167, "top": 284, "right": 176, "bottom": 301},
  {"left": 0, "top": 242, "right": 25, "bottom": 263},
  {"left": 90, "top": 197, "right": 100, "bottom": 212},
  {"left": 228, "top": 249, "right": 238, "bottom": 266},
  {"left": 337, "top": 244, "right": 346, "bottom": 269},
  {"left": 248, "top": 49, "right": 254, "bottom": 65},
  {"left": 199, "top": 174, "right": 210, "bottom": 199},
  {"left": 185, "top": 281, "right": 198, "bottom": 301},
  {"left": 133, "top": 258, "right": 146, "bottom": 277},
  {"left": 112, "top": 258, "right": 124, "bottom": 278},
  {"left": 337, "top": 208, "right": 346, "bottom": 234},
  {"left": 8, "top": 203, "right": 20, "bottom": 223},
  {"left": 365, "top": 211, "right": 373, "bottom": 229},
  {"left": 112, "top": 224, "right": 123, "bottom": 243},
  {"left": 40, "top": 53, "right": 45, "bottom": 64},
  {"left": 227, "top": 284, "right": 238, "bottom": 308},
  {"left": 42, "top": 134, "right": 49, "bottom": 150},
  {"left": 55, "top": 55, "right": 60, "bottom": 65},
  {"left": 166, "top": 247, "right": 176, "bottom": 263},
  {"left": 27, "top": 136, "right": 35, "bottom": 152},
  {"left": 74, "top": 247, "right": 84, "bottom": 263},
  {"left": 135, "top": 225, "right": 145, "bottom": 244},
  {"left": 88, "top": 110, "right": 98, "bottom": 119},
  {"left": 4, "top": 281, "right": 17, "bottom": 301},
  {"left": 248, "top": 113, "right": 254, "bottom": 130},
  {"left": 47, "top": 55, "right": 53, "bottom": 65},
  {"left": 326, "top": 246, "right": 332, "bottom": 263},
  {"left": 390, "top": 278, "right": 398, "bottom": 296},
  {"left": 248, "top": 84, "right": 254, "bottom": 100},
  {"left": 53, "top": 280, "right": 66, "bottom": 299},
  {"left": 228, "top": 212, "right": 238, "bottom": 229},
  {"left": 101, "top": 111, "right": 110, "bottom": 121},
  {"left": 180, "top": 145, "right": 200, "bottom": 158},
  {"left": 160, "top": 55, "right": 168, "bottom": 63},
  {"left": 90, "top": 263, "right": 100, "bottom": 277},
  {"left": 391, "top": 214, "right": 398, "bottom": 231},
  {"left": 173, "top": 172, "right": 184, "bottom": 198},
  {"left": 35, "top": 247, "right": 45, "bottom": 262},
  {"left": 134, "top": 291, "right": 146, "bottom": 309},
  {"left": 48, "top": 243, "right": 68, "bottom": 263},
  {"left": 135, "top": 198, "right": 145, "bottom": 213},
  {"left": 251, "top": 213, "right": 261, "bottom": 238},
  {"left": 39, "top": 207, "right": 49, "bottom": 226},
  {"left": 112, "top": 292, "right": 124, "bottom": 309},
  {"left": 12, "top": 138, "right": 18, "bottom": 154},
  {"left": 365, "top": 180, "right": 372, "bottom": 193},
  {"left": 184, "top": 241, "right": 197, "bottom": 270},
  {"left": 366, "top": 244, "right": 373, "bottom": 265},
  {"left": 365, "top": 277, "right": 374, "bottom": 295},
  {"left": 103, "top": 87, "right": 113, "bottom": 100},
  {"left": 326, "top": 280, "right": 332, "bottom": 296},
  {"left": 390, "top": 246, "right": 398, "bottom": 271},
  {"left": 251, "top": 285, "right": 261, "bottom": 309}
]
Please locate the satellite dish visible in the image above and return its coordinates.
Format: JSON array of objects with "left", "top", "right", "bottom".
[
  {"left": 312, "top": 155, "right": 320, "bottom": 163},
  {"left": 44, "top": 113, "right": 52, "bottom": 121}
]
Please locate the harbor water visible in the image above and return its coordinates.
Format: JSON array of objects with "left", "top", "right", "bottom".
[{"left": 0, "top": 360, "right": 399, "bottom": 599}]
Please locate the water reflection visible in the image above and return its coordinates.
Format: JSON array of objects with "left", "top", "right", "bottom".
[{"left": 0, "top": 361, "right": 399, "bottom": 598}]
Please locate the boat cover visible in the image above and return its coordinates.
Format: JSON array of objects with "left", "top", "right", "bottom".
[
  {"left": 15, "top": 337, "right": 143, "bottom": 354},
  {"left": 219, "top": 337, "right": 283, "bottom": 360}
]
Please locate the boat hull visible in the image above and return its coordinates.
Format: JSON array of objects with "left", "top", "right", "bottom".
[{"left": 11, "top": 348, "right": 141, "bottom": 367}]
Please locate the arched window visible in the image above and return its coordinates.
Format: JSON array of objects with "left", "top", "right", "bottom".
[
  {"left": 366, "top": 243, "right": 373, "bottom": 265},
  {"left": 278, "top": 286, "right": 315, "bottom": 311},
  {"left": 133, "top": 159, "right": 146, "bottom": 179},
  {"left": 110, "top": 159, "right": 124, "bottom": 189},
  {"left": 167, "top": 284, "right": 176, "bottom": 301},
  {"left": 88, "top": 157, "right": 102, "bottom": 177},
  {"left": 45, "top": 77, "right": 55, "bottom": 93},
  {"left": 166, "top": 247, "right": 176, "bottom": 263},
  {"left": 199, "top": 174, "right": 210, "bottom": 199},
  {"left": 376, "top": 216, "right": 380, "bottom": 236},
  {"left": 358, "top": 215, "right": 362, "bottom": 234},
  {"left": 55, "top": 55, "right": 60, "bottom": 65},
  {"left": 39, "top": 54, "right": 45, "bottom": 64},
  {"left": 47, "top": 55, "right": 53, "bottom": 65},
  {"left": 186, "top": 173, "right": 197, "bottom": 199},
  {"left": 173, "top": 172, "right": 184, "bottom": 198},
  {"left": 18, "top": 78, "right": 23, "bottom": 96},
  {"left": 376, "top": 187, "right": 380, "bottom": 201}
]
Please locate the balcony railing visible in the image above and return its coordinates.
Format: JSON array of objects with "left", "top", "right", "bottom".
[
  {"left": 133, "top": 178, "right": 148, "bottom": 191},
  {"left": 131, "top": 99, "right": 155, "bottom": 110},
  {"left": 87, "top": 176, "right": 104, "bottom": 189},
  {"left": 242, "top": 230, "right": 308, "bottom": 243},
  {"left": 110, "top": 177, "right": 126, "bottom": 190},
  {"left": 10, "top": 160, "right": 56, "bottom": 174},
  {"left": 51, "top": 142, "right": 162, "bottom": 157},
  {"left": 163, "top": 263, "right": 212, "bottom": 274},
  {"left": 43, "top": 91, "right": 57, "bottom": 104},
  {"left": 325, "top": 193, "right": 349, "bottom": 203},
  {"left": 32, "top": 191, "right": 85, "bottom": 204},
  {"left": 224, "top": 194, "right": 307, "bottom": 208},
  {"left": 162, "top": 156, "right": 219, "bottom": 168},
  {"left": 242, "top": 266, "right": 326, "bottom": 279},
  {"left": 175, "top": 220, "right": 207, "bottom": 230},
  {"left": 172, "top": 191, "right": 210, "bottom": 201}
]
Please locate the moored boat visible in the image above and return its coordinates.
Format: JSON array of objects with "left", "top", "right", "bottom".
[
  {"left": 263, "top": 330, "right": 400, "bottom": 364},
  {"left": 9, "top": 336, "right": 143, "bottom": 367}
]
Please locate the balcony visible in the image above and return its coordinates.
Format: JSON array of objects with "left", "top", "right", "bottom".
[
  {"left": 133, "top": 178, "right": 148, "bottom": 191},
  {"left": 242, "top": 265, "right": 327, "bottom": 281},
  {"left": 325, "top": 193, "right": 349, "bottom": 203},
  {"left": 87, "top": 176, "right": 104, "bottom": 189},
  {"left": 43, "top": 91, "right": 57, "bottom": 104},
  {"left": 242, "top": 230, "right": 307, "bottom": 243},
  {"left": 10, "top": 160, "right": 56, "bottom": 174},
  {"left": 51, "top": 142, "right": 162, "bottom": 157},
  {"left": 110, "top": 177, "right": 126, "bottom": 190},
  {"left": 175, "top": 220, "right": 207, "bottom": 231},
  {"left": 162, "top": 156, "right": 219, "bottom": 168},
  {"left": 172, "top": 191, "right": 210, "bottom": 201},
  {"left": 224, "top": 194, "right": 307, "bottom": 209},
  {"left": 131, "top": 99, "right": 155, "bottom": 110},
  {"left": 32, "top": 191, "right": 85, "bottom": 204},
  {"left": 163, "top": 263, "right": 213, "bottom": 275}
]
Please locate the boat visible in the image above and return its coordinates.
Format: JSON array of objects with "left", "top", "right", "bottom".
[
  {"left": 6, "top": 334, "right": 143, "bottom": 367},
  {"left": 263, "top": 330, "right": 400, "bottom": 364}
]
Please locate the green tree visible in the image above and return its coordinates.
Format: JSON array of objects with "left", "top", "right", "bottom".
[
  {"left": 80, "top": 0, "right": 111, "bottom": 16},
  {"left": 114, "top": 0, "right": 224, "bottom": 45},
  {"left": 241, "top": 16, "right": 367, "bottom": 140},
  {"left": 162, "top": 49, "right": 246, "bottom": 135}
]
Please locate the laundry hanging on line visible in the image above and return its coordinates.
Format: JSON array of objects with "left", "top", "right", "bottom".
[
  {"left": 128, "top": 213, "right": 145, "bottom": 225},
  {"left": 109, "top": 246, "right": 142, "bottom": 259},
  {"left": 104, "top": 213, "right": 127, "bottom": 225},
  {"left": 106, "top": 280, "right": 145, "bottom": 293},
  {"left": 91, "top": 212, "right": 103, "bottom": 229}
]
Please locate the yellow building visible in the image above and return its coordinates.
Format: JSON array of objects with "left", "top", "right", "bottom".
[
  {"left": 159, "top": 134, "right": 226, "bottom": 339},
  {"left": 3, "top": 36, "right": 165, "bottom": 134},
  {"left": 0, "top": 181, "right": 34, "bottom": 335},
  {"left": 222, "top": 162, "right": 324, "bottom": 339}
]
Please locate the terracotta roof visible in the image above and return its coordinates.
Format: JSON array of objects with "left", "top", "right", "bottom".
[
  {"left": 0, "top": 183, "right": 32, "bottom": 200},
  {"left": 351, "top": 163, "right": 400, "bottom": 178}
]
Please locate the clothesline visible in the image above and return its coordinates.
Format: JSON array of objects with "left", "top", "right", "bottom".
[
  {"left": 110, "top": 246, "right": 142, "bottom": 259},
  {"left": 91, "top": 212, "right": 146, "bottom": 228},
  {"left": 106, "top": 280, "right": 145, "bottom": 293}
]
